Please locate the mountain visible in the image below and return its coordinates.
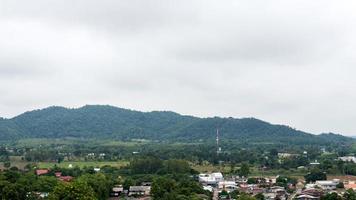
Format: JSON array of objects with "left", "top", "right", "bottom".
[{"left": 0, "top": 105, "right": 353, "bottom": 145}]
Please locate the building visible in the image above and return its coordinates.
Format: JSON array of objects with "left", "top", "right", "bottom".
[
  {"left": 35, "top": 169, "right": 49, "bottom": 176},
  {"left": 129, "top": 186, "right": 151, "bottom": 196},
  {"left": 110, "top": 185, "right": 124, "bottom": 197},
  {"left": 199, "top": 172, "right": 224, "bottom": 185},
  {"left": 339, "top": 156, "right": 356, "bottom": 163},
  {"left": 203, "top": 185, "right": 213, "bottom": 192},
  {"left": 295, "top": 194, "right": 320, "bottom": 200},
  {"left": 58, "top": 176, "right": 73, "bottom": 182},
  {"left": 299, "top": 188, "right": 324, "bottom": 199},
  {"left": 315, "top": 179, "right": 339, "bottom": 190},
  {"left": 218, "top": 181, "right": 237, "bottom": 192},
  {"left": 345, "top": 182, "right": 356, "bottom": 191}
]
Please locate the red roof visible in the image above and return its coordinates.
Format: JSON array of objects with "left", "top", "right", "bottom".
[
  {"left": 345, "top": 184, "right": 356, "bottom": 190},
  {"left": 36, "top": 169, "right": 49, "bottom": 176},
  {"left": 55, "top": 172, "right": 62, "bottom": 177},
  {"left": 58, "top": 176, "right": 73, "bottom": 182}
]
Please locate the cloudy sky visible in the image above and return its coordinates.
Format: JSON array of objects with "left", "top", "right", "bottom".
[{"left": 1, "top": 0, "right": 356, "bottom": 135}]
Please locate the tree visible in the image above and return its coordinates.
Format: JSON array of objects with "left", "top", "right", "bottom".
[
  {"left": 33, "top": 176, "right": 58, "bottom": 192},
  {"left": 239, "top": 163, "right": 250, "bottom": 177},
  {"left": 49, "top": 181, "right": 96, "bottom": 200},
  {"left": 3, "top": 161, "right": 10, "bottom": 168},
  {"left": 343, "top": 189, "right": 356, "bottom": 200},
  {"left": 255, "top": 193, "right": 265, "bottom": 200},
  {"left": 336, "top": 182, "right": 344, "bottom": 189},
  {"left": 1, "top": 183, "right": 26, "bottom": 200},
  {"left": 151, "top": 177, "right": 176, "bottom": 199},
  {"left": 321, "top": 192, "right": 342, "bottom": 200},
  {"left": 77, "top": 173, "right": 112, "bottom": 200},
  {"left": 238, "top": 193, "right": 256, "bottom": 200},
  {"left": 304, "top": 169, "right": 327, "bottom": 183}
]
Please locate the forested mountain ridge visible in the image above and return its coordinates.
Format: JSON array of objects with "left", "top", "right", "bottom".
[{"left": 0, "top": 105, "right": 353, "bottom": 145}]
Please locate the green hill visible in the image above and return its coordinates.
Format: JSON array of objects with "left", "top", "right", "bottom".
[{"left": 0, "top": 105, "right": 353, "bottom": 145}]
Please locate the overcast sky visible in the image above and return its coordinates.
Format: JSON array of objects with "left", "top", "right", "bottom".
[{"left": 1, "top": 0, "right": 356, "bottom": 135}]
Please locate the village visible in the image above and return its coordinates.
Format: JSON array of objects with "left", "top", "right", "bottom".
[{"left": 28, "top": 160, "right": 356, "bottom": 200}]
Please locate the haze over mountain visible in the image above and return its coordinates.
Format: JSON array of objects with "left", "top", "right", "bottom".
[{"left": 0, "top": 105, "right": 352, "bottom": 145}]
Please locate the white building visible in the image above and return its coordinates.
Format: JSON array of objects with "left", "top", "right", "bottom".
[
  {"left": 199, "top": 172, "right": 224, "bottom": 185},
  {"left": 339, "top": 156, "right": 356, "bottom": 163},
  {"left": 315, "top": 179, "right": 339, "bottom": 190}
]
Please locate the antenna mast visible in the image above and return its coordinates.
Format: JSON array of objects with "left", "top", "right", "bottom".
[{"left": 216, "top": 129, "right": 221, "bottom": 154}]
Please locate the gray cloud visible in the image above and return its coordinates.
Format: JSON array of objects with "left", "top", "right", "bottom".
[{"left": 0, "top": 0, "right": 356, "bottom": 135}]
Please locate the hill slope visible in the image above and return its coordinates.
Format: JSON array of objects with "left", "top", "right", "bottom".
[{"left": 0, "top": 105, "right": 353, "bottom": 145}]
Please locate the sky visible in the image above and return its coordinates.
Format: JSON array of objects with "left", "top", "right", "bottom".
[{"left": 0, "top": 0, "right": 356, "bottom": 135}]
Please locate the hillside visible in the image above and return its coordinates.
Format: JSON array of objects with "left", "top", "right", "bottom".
[{"left": 0, "top": 105, "right": 353, "bottom": 145}]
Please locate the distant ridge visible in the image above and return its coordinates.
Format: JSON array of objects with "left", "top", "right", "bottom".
[{"left": 0, "top": 105, "right": 353, "bottom": 145}]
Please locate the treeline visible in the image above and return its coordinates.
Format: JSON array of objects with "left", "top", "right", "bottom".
[
  {"left": 1, "top": 105, "right": 353, "bottom": 146},
  {"left": 0, "top": 158, "right": 209, "bottom": 200}
]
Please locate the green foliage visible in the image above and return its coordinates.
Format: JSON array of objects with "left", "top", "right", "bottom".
[
  {"left": 321, "top": 192, "right": 342, "bottom": 200},
  {"left": 238, "top": 193, "right": 257, "bottom": 200},
  {"left": 151, "top": 176, "right": 207, "bottom": 200},
  {"left": 77, "top": 173, "right": 113, "bottom": 200},
  {"left": 0, "top": 105, "right": 353, "bottom": 146},
  {"left": 304, "top": 168, "right": 327, "bottom": 183},
  {"left": 255, "top": 193, "right": 265, "bottom": 200},
  {"left": 49, "top": 181, "right": 96, "bottom": 200},
  {"left": 344, "top": 189, "right": 356, "bottom": 200},
  {"left": 275, "top": 176, "right": 297, "bottom": 188},
  {"left": 238, "top": 163, "right": 250, "bottom": 177}
]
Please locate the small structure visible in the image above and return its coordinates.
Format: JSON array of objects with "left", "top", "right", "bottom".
[
  {"left": 54, "top": 172, "right": 73, "bottom": 182},
  {"left": 339, "top": 156, "right": 356, "bottom": 163},
  {"left": 218, "top": 181, "right": 237, "bottom": 192},
  {"left": 203, "top": 185, "right": 213, "bottom": 192},
  {"left": 310, "top": 160, "right": 320, "bottom": 166},
  {"left": 58, "top": 176, "right": 73, "bottom": 182},
  {"left": 295, "top": 194, "right": 319, "bottom": 200},
  {"left": 35, "top": 169, "right": 49, "bottom": 176},
  {"left": 93, "top": 167, "right": 100, "bottom": 172},
  {"left": 110, "top": 185, "right": 124, "bottom": 197},
  {"left": 129, "top": 186, "right": 151, "bottom": 196}
]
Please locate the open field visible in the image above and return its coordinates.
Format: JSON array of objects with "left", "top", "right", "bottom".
[
  {"left": 1, "top": 157, "right": 129, "bottom": 170},
  {"left": 37, "top": 160, "right": 129, "bottom": 169},
  {"left": 0, "top": 156, "right": 30, "bottom": 170}
]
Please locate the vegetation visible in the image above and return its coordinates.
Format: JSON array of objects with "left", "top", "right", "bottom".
[{"left": 0, "top": 105, "right": 353, "bottom": 146}]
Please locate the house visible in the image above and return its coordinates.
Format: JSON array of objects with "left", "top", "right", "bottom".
[
  {"left": 300, "top": 188, "right": 323, "bottom": 199},
  {"left": 310, "top": 160, "right": 320, "bottom": 166},
  {"left": 110, "top": 185, "right": 124, "bottom": 197},
  {"left": 203, "top": 185, "right": 213, "bottom": 192},
  {"left": 54, "top": 172, "right": 62, "bottom": 177},
  {"left": 315, "top": 179, "right": 339, "bottom": 190},
  {"left": 212, "top": 172, "right": 224, "bottom": 182},
  {"left": 35, "top": 169, "right": 49, "bottom": 176},
  {"left": 345, "top": 182, "right": 356, "bottom": 191},
  {"left": 339, "top": 156, "right": 356, "bottom": 163},
  {"left": 278, "top": 153, "right": 298, "bottom": 158},
  {"left": 129, "top": 186, "right": 151, "bottom": 196},
  {"left": 58, "top": 176, "right": 73, "bottom": 182},
  {"left": 218, "top": 181, "right": 237, "bottom": 192}
]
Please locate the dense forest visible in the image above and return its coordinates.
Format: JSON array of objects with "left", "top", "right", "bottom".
[{"left": 0, "top": 105, "right": 353, "bottom": 146}]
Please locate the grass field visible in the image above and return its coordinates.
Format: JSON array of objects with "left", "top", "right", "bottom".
[
  {"left": 0, "top": 156, "right": 30, "bottom": 170},
  {"left": 37, "top": 160, "right": 129, "bottom": 169}
]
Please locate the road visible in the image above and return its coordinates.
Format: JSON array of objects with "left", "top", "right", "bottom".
[{"left": 213, "top": 188, "right": 219, "bottom": 200}]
